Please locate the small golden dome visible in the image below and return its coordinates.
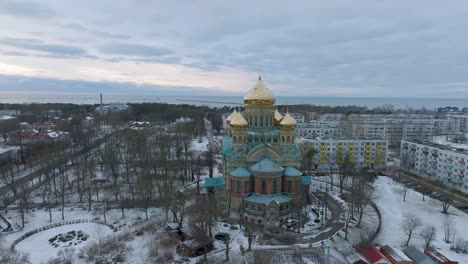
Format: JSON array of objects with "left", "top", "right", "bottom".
[
  {"left": 244, "top": 77, "right": 275, "bottom": 106},
  {"left": 279, "top": 111, "right": 296, "bottom": 126},
  {"left": 226, "top": 109, "right": 238, "bottom": 123},
  {"left": 274, "top": 107, "right": 283, "bottom": 122},
  {"left": 230, "top": 112, "right": 248, "bottom": 127}
]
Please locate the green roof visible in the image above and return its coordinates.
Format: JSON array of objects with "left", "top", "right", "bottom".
[
  {"left": 205, "top": 177, "right": 225, "bottom": 188},
  {"left": 250, "top": 158, "right": 283, "bottom": 173},
  {"left": 284, "top": 166, "right": 302, "bottom": 177},
  {"left": 244, "top": 193, "right": 293, "bottom": 205},
  {"left": 222, "top": 138, "right": 232, "bottom": 156},
  {"left": 301, "top": 176, "right": 311, "bottom": 185},
  {"left": 230, "top": 167, "right": 252, "bottom": 177},
  {"left": 403, "top": 246, "right": 436, "bottom": 264}
]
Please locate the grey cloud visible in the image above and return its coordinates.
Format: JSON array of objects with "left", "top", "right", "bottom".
[
  {"left": 0, "top": 0, "right": 54, "bottom": 19},
  {"left": 60, "top": 23, "right": 130, "bottom": 40},
  {"left": 0, "top": 37, "right": 92, "bottom": 58},
  {"left": 99, "top": 43, "right": 173, "bottom": 57}
]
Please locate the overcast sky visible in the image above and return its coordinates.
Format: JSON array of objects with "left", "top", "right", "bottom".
[{"left": 1, "top": 0, "right": 468, "bottom": 98}]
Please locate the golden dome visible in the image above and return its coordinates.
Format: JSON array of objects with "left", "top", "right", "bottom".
[
  {"left": 274, "top": 107, "right": 283, "bottom": 122},
  {"left": 279, "top": 111, "right": 296, "bottom": 126},
  {"left": 230, "top": 111, "right": 248, "bottom": 127},
  {"left": 244, "top": 77, "right": 275, "bottom": 106},
  {"left": 226, "top": 109, "right": 238, "bottom": 123}
]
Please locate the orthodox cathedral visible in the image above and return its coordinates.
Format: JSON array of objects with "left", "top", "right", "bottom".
[{"left": 222, "top": 77, "right": 310, "bottom": 226}]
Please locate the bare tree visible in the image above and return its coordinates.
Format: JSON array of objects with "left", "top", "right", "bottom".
[
  {"left": 401, "top": 213, "right": 422, "bottom": 246},
  {"left": 84, "top": 236, "right": 132, "bottom": 264},
  {"left": 17, "top": 183, "right": 31, "bottom": 228},
  {"left": 395, "top": 185, "right": 409, "bottom": 202},
  {"left": 441, "top": 195, "right": 452, "bottom": 214},
  {"left": 241, "top": 220, "right": 257, "bottom": 251},
  {"left": 48, "top": 248, "right": 75, "bottom": 264},
  {"left": 420, "top": 225, "right": 437, "bottom": 247},
  {"left": 443, "top": 216, "right": 456, "bottom": 243}
]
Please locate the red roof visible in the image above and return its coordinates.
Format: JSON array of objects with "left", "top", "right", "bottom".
[
  {"left": 424, "top": 247, "right": 458, "bottom": 264},
  {"left": 364, "top": 247, "right": 389, "bottom": 264}
]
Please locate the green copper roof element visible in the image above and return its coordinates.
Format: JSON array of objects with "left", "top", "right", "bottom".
[
  {"left": 250, "top": 158, "right": 283, "bottom": 173},
  {"left": 230, "top": 167, "right": 252, "bottom": 177},
  {"left": 247, "top": 129, "right": 280, "bottom": 136},
  {"left": 301, "top": 176, "right": 311, "bottom": 185},
  {"left": 222, "top": 138, "right": 232, "bottom": 156},
  {"left": 205, "top": 177, "right": 225, "bottom": 188},
  {"left": 244, "top": 193, "right": 293, "bottom": 205},
  {"left": 284, "top": 166, "right": 302, "bottom": 177},
  {"left": 403, "top": 246, "right": 435, "bottom": 264}
]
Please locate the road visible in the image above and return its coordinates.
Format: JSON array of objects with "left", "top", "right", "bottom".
[{"left": 204, "top": 118, "right": 217, "bottom": 153}]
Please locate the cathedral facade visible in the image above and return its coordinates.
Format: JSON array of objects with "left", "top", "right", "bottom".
[{"left": 222, "top": 77, "right": 309, "bottom": 226}]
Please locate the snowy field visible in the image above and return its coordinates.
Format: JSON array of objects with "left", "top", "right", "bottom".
[
  {"left": 15, "top": 222, "right": 113, "bottom": 264},
  {"left": 374, "top": 176, "right": 468, "bottom": 263}
]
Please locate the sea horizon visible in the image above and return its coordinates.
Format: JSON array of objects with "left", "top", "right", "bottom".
[{"left": 0, "top": 91, "right": 467, "bottom": 110}]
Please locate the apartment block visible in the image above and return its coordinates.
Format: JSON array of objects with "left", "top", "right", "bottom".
[
  {"left": 302, "top": 138, "right": 388, "bottom": 170},
  {"left": 400, "top": 140, "right": 468, "bottom": 194}
]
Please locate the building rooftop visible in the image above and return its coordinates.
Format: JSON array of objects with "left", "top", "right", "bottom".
[
  {"left": 244, "top": 193, "right": 293, "bottom": 205},
  {"left": 229, "top": 167, "right": 252, "bottom": 177},
  {"left": 250, "top": 158, "right": 283, "bottom": 173},
  {"left": 283, "top": 166, "right": 302, "bottom": 177}
]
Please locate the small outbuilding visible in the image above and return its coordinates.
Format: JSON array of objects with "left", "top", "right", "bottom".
[
  {"left": 341, "top": 247, "right": 369, "bottom": 264},
  {"left": 403, "top": 246, "right": 436, "bottom": 264},
  {"left": 424, "top": 247, "right": 458, "bottom": 264},
  {"left": 363, "top": 246, "right": 391, "bottom": 264},
  {"left": 380, "top": 245, "right": 413, "bottom": 264}
]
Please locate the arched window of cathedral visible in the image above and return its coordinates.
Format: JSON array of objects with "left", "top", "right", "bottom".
[
  {"left": 248, "top": 137, "right": 252, "bottom": 143},
  {"left": 295, "top": 180, "right": 299, "bottom": 193},
  {"left": 254, "top": 115, "right": 258, "bottom": 126},
  {"left": 236, "top": 181, "right": 241, "bottom": 193},
  {"left": 265, "top": 115, "right": 268, "bottom": 127},
  {"left": 274, "top": 137, "right": 278, "bottom": 143},
  {"left": 282, "top": 136, "right": 285, "bottom": 143},
  {"left": 249, "top": 115, "right": 252, "bottom": 125},
  {"left": 233, "top": 136, "right": 236, "bottom": 143},
  {"left": 288, "top": 180, "right": 292, "bottom": 193},
  {"left": 260, "top": 115, "right": 263, "bottom": 127},
  {"left": 238, "top": 136, "right": 242, "bottom": 143},
  {"left": 267, "top": 137, "right": 271, "bottom": 143},
  {"left": 244, "top": 181, "right": 248, "bottom": 193},
  {"left": 261, "top": 179, "right": 266, "bottom": 194},
  {"left": 273, "top": 178, "right": 277, "bottom": 193},
  {"left": 287, "top": 136, "right": 291, "bottom": 143}
]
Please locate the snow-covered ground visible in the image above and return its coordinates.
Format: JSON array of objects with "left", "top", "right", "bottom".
[
  {"left": 433, "top": 135, "right": 468, "bottom": 150},
  {"left": 15, "top": 222, "right": 113, "bottom": 264},
  {"left": 374, "top": 176, "right": 468, "bottom": 263}
]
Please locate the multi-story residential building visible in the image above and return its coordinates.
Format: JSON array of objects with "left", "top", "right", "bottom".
[
  {"left": 302, "top": 138, "right": 388, "bottom": 170},
  {"left": 450, "top": 114, "right": 468, "bottom": 132},
  {"left": 400, "top": 140, "right": 468, "bottom": 194},
  {"left": 295, "top": 120, "right": 340, "bottom": 139},
  {"left": 296, "top": 119, "right": 433, "bottom": 147},
  {"left": 289, "top": 112, "right": 305, "bottom": 123}
]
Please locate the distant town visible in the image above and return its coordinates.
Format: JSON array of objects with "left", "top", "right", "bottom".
[{"left": 0, "top": 78, "right": 466, "bottom": 264}]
